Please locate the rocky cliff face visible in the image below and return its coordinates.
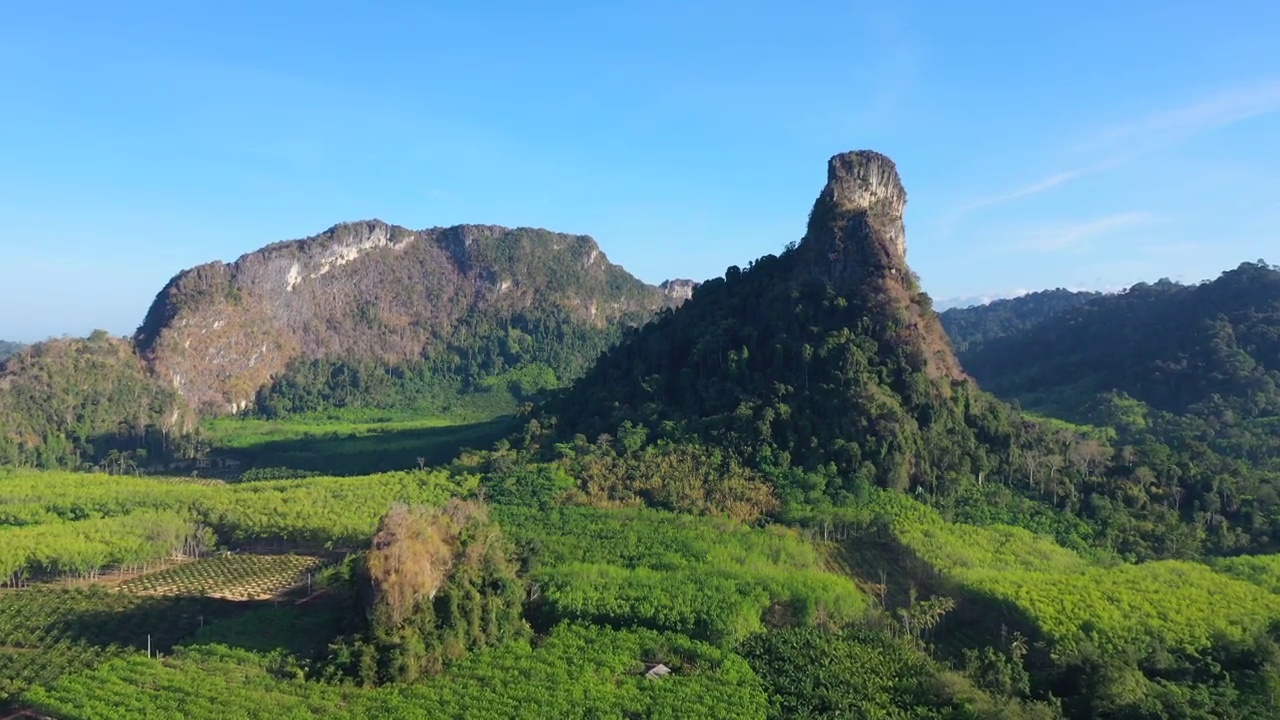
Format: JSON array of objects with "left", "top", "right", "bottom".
[
  {"left": 813, "top": 150, "right": 907, "bottom": 260},
  {"left": 136, "top": 221, "right": 686, "bottom": 414},
  {"left": 800, "top": 150, "right": 964, "bottom": 382},
  {"left": 659, "top": 279, "right": 698, "bottom": 303}
]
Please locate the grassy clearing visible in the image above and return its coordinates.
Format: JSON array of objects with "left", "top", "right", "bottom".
[
  {"left": 202, "top": 413, "right": 514, "bottom": 476},
  {"left": 117, "top": 554, "right": 326, "bottom": 600}
]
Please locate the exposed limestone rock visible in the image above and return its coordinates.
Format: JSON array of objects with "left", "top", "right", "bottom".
[
  {"left": 135, "top": 221, "right": 689, "bottom": 413},
  {"left": 659, "top": 279, "right": 698, "bottom": 303},
  {"left": 819, "top": 151, "right": 907, "bottom": 258},
  {"left": 799, "top": 150, "right": 962, "bottom": 382}
]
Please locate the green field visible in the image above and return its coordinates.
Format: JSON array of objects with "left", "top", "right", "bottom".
[
  {"left": 24, "top": 624, "right": 770, "bottom": 720},
  {"left": 0, "top": 466, "right": 475, "bottom": 584},
  {"left": 201, "top": 412, "right": 515, "bottom": 476},
  {"left": 838, "top": 491, "right": 1280, "bottom": 655},
  {"left": 1213, "top": 553, "right": 1280, "bottom": 595},
  {"left": 0, "top": 469, "right": 1071, "bottom": 719},
  {"left": 117, "top": 554, "right": 327, "bottom": 600},
  {"left": 6, "top": 461, "right": 1280, "bottom": 717},
  {"left": 497, "top": 506, "right": 868, "bottom": 644},
  {"left": 0, "top": 468, "right": 874, "bottom": 718},
  {"left": 0, "top": 587, "right": 255, "bottom": 704}
]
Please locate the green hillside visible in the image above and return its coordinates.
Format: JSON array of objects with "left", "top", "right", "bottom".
[
  {"left": 939, "top": 289, "right": 1100, "bottom": 354},
  {"left": 939, "top": 262, "right": 1280, "bottom": 555},
  {"left": 6, "top": 152, "right": 1280, "bottom": 718},
  {"left": 0, "top": 332, "right": 187, "bottom": 470}
]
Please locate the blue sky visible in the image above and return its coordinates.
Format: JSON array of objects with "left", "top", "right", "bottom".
[{"left": 2, "top": 1, "right": 1279, "bottom": 340}]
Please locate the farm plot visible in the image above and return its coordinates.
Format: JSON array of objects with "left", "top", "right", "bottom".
[
  {"left": 0, "top": 587, "right": 247, "bottom": 704},
  {"left": 117, "top": 554, "right": 326, "bottom": 600}
]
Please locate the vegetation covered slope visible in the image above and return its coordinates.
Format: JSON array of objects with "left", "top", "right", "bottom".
[
  {"left": 0, "top": 332, "right": 186, "bottom": 469},
  {"left": 510, "top": 153, "right": 1280, "bottom": 558},
  {"left": 135, "top": 221, "right": 692, "bottom": 414},
  {"left": 826, "top": 490, "right": 1280, "bottom": 719},
  {"left": 952, "top": 263, "right": 1280, "bottom": 419},
  {"left": 542, "top": 151, "right": 1028, "bottom": 500},
  {"left": 940, "top": 262, "right": 1280, "bottom": 554}
]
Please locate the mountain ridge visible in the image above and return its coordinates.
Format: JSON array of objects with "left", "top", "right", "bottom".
[
  {"left": 952, "top": 263, "right": 1280, "bottom": 419},
  {"left": 0, "top": 219, "right": 690, "bottom": 467},
  {"left": 134, "top": 220, "right": 692, "bottom": 413},
  {"left": 939, "top": 288, "right": 1104, "bottom": 354}
]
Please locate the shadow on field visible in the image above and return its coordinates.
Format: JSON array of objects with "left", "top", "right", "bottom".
[
  {"left": 224, "top": 417, "right": 516, "bottom": 476},
  {"left": 51, "top": 594, "right": 260, "bottom": 654},
  {"left": 50, "top": 592, "right": 351, "bottom": 660},
  {"left": 181, "top": 595, "right": 353, "bottom": 659},
  {"left": 833, "top": 527, "right": 1047, "bottom": 664}
]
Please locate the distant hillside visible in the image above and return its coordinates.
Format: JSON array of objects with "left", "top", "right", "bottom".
[
  {"left": 134, "top": 221, "right": 691, "bottom": 415},
  {"left": 0, "top": 341, "right": 23, "bottom": 362},
  {"left": 947, "top": 263, "right": 1280, "bottom": 555},
  {"left": 939, "top": 288, "right": 1102, "bottom": 354},
  {"left": 957, "top": 263, "right": 1280, "bottom": 419}
]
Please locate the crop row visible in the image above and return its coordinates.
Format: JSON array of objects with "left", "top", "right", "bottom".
[
  {"left": 0, "top": 586, "right": 251, "bottom": 703},
  {"left": 0, "top": 468, "right": 476, "bottom": 585},
  {"left": 118, "top": 554, "right": 326, "bottom": 600}
]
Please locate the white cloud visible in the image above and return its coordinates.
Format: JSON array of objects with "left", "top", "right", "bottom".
[
  {"left": 958, "top": 159, "right": 1121, "bottom": 215},
  {"left": 1015, "top": 211, "right": 1153, "bottom": 254},
  {"left": 1080, "top": 79, "right": 1280, "bottom": 153},
  {"left": 947, "top": 79, "right": 1280, "bottom": 227},
  {"left": 932, "top": 289, "right": 1033, "bottom": 310}
]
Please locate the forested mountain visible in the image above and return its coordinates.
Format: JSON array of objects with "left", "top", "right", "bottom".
[
  {"left": 0, "top": 332, "right": 187, "bottom": 469},
  {"left": 931, "top": 262, "right": 1280, "bottom": 556},
  {"left": 136, "top": 221, "right": 692, "bottom": 414},
  {"left": 510, "top": 152, "right": 1280, "bottom": 560},
  {"left": 538, "top": 150, "right": 1021, "bottom": 503},
  {"left": 939, "top": 288, "right": 1101, "bottom": 354},
  {"left": 0, "top": 341, "right": 23, "bottom": 362},
  {"left": 952, "top": 263, "right": 1280, "bottom": 420}
]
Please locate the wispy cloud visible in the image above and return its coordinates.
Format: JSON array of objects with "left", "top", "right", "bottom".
[
  {"left": 935, "top": 160, "right": 1119, "bottom": 237},
  {"left": 1015, "top": 211, "right": 1153, "bottom": 254},
  {"left": 960, "top": 158, "right": 1122, "bottom": 214},
  {"left": 947, "top": 79, "right": 1280, "bottom": 227},
  {"left": 1079, "top": 79, "right": 1280, "bottom": 153}
]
